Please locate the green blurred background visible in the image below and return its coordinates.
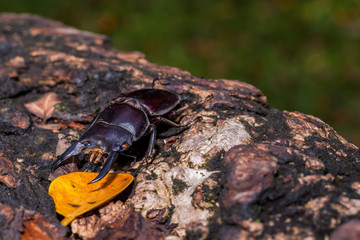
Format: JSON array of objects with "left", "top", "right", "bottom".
[{"left": 1, "top": 0, "right": 359, "bottom": 146}]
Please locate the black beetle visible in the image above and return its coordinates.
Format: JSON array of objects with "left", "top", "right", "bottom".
[{"left": 51, "top": 88, "right": 212, "bottom": 184}]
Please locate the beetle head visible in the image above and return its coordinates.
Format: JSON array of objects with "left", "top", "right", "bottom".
[
  {"left": 79, "top": 123, "right": 133, "bottom": 152},
  {"left": 79, "top": 124, "right": 133, "bottom": 184},
  {"left": 52, "top": 123, "right": 134, "bottom": 184}
]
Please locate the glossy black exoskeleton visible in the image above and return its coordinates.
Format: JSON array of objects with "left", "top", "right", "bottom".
[{"left": 51, "top": 88, "right": 212, "bottom": 184}]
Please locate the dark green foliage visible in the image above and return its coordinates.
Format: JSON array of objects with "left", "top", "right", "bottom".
[{"left": 1, "top": 0, "right": 359, "bottom": 145}]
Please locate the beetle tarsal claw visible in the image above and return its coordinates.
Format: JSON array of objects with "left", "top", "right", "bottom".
[{"left": 88, "top": 151, "right": 119, "bottom": 184}]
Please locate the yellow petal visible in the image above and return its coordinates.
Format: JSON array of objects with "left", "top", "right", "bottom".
[{"left": 48, "top": 172, "right": 133, "bottom": 226}]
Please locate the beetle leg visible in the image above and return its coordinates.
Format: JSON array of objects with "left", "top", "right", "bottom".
[
  {"left": 88, "top": 151, "right": 119, "bottom": 184},
  {"left": 168, "top": 94, "right": 213, "bottom": 118},
  {"left": 151, "top": 116, "right": 202, "bottom": 128},
  {"left": 144, "top": 124, "right": 157, "bottom": 165},
  {"left": 152, "top": 77, "right": 170, "bottom": 88},
  {"left": 120, "top": 152, "right": 137, "bottom": 165},
  {"left": 51, "top": 141, "right": 85, "bottom": 172}
]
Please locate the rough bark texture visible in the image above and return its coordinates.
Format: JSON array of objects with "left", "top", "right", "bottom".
[{"left": 0, "top": 13, "right": 359, "bottom": 240}]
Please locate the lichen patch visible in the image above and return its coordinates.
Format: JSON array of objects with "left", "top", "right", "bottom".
[
  {"left": 163, "top": 166, "right": 215, "bottom": 238},
  {"left": 178, "top": 118, "right": 251, "bottom": 167}
]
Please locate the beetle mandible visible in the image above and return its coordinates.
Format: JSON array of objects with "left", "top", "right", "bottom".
[{"left": 51, "top": 88, "right": 212, "bottom": 184}]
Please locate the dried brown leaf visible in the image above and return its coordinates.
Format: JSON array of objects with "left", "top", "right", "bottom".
[
  {"left": 68, "top": 121, "right": 85, "bottom": 130},
  {"left": 24, "top": 92, "right": 61, "bottom": 123},
  {"left": 34, "top": 123, "right": 61, "bottom": 130},
  {"left": 7, "top": 112, "right": 31, "bottom": 129},
  {"left": 0, "top": 157, "right": 21, "bottom": 188}
]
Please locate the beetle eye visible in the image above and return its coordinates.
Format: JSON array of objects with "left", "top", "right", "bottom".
[{"left": 121, "top": 143, "right": 129, "bottom": 150}]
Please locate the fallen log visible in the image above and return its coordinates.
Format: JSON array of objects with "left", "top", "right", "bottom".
[{"left": 0, "top": 13, "right": 359, "bottom": 239}]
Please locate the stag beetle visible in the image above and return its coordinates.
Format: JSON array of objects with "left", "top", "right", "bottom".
[{"left": 51, "top": 88, "right": 212, "bottom": 184}]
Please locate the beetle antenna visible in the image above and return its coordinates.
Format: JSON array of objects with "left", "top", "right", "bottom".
[{"left": 88, "top": 151, "right": 119, "bottom": 184}]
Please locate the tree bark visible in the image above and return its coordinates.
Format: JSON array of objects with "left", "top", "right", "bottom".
[{"left": 0, "top": 13, "right": 359, "bottom": 239}]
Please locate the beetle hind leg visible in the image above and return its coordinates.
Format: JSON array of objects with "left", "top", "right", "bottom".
[
  {"left": 151, "top": 115, "right": 202, "bottom": 129},
  {"left": 155, "top": 94, "right": 213, "bottom": 129},
  {"left": 168, "top": 94, "right": 213, "bottom": 118}
]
